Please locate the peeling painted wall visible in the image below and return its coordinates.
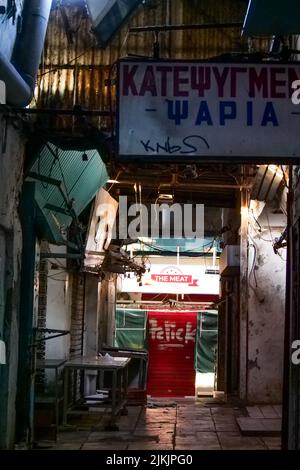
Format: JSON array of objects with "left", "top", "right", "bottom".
[
  {"left": 246, "top": 204, "right": 286, "bottom": 403},
  {"left": 0, "top": 119, "right": 26, "bottom": 448}
]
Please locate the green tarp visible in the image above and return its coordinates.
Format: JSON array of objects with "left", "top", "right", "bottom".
[
  {"left": 114, "top": 309, "right": 147, "bottom": 350},
  {"left": 195, "top": 310, "right": 218, "bottom": 373}
]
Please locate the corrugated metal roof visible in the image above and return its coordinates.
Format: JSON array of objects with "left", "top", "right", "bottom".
[
  {"left": 27, "top": 143, "right": 108, "bottom": 243},
  {"left": 35, "top": 0, "right": 270, "bottom": 126}
]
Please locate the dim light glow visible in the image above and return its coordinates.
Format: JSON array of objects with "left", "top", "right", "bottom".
[
  {"left": 158, "top": 193, "right": 173, "bottom": 201},
  {"left": 249, "top": 199, "right": 257, "bottom": 211},
  {"left": 268, "top": 164, "right": 283, "bottom": 177},
  {"left": 241, "top": 205, "right": 249, "bottom": 217}
]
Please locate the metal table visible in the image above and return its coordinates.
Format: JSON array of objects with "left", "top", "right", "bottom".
[
  {"left": 102, "top": 347, "right": 148, "bottom": 389},
  {"left": 35, "top": 358, "right": 66, "bottom": 436},
  {"left": 63, "top": 356, "right": 131, "bottom": 430}
]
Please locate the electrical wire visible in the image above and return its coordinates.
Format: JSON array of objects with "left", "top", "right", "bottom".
[
  {"left": 38, "top": 40, "right": 97, "bottom": 79},
  {"left": 140, "top": 238, "right": 217, "bottom": 253},
  {"left": 107, "top": 170, "right": 122, "bottom": 193},
  {"left": 248, "top": 243, "right": 258, "bottom": 288},
  {"left": 47, "top": 270, "right": 68, "bottom": 281},
  {"left": 249, "top": 216, "right": 273, "bottom": 243},
  {"left": 265, "top": 210, "right": 275, "bottom": 244}
]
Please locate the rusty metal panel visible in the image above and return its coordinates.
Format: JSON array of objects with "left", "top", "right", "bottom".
[{"left": 35, "top": 0, "right": 270, "bottom": 123}]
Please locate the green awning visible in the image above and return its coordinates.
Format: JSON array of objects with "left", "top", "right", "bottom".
[{"left": 27, "top": 142, "right": 108, "bottom": 244}]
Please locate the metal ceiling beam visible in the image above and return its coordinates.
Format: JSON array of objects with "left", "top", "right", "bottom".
[
  {"left": 113, "top": 180, "right": 251, "bottom": 190},
  {"left": 13, "top": 108, "right": 113, "bottom": 116},
  {"left": 40, "top": 252, "right": 81, "bottom": 259},
  {"left": 129, "top": 22, "right": 243, "bottom": 33},
  {"left": 27, "top": 172, "right": 61, "bottom": 187},
  {"left": 44, "top": 203, "right": 72, "bottom": 216}
]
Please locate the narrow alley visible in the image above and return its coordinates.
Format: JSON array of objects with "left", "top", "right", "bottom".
[
  {"left": 0, "top": 0, "right": 300, "bottom": 459},
  {"left": 36, "top": 400, "right": 281, "bottom": 451}
]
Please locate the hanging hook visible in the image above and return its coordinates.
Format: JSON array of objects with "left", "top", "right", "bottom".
[{"left": 153, "top": 30, "right": 160, "bottom": 59}]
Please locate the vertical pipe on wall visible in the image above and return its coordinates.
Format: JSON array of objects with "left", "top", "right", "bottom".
[
  {"left": 282, "top": 165, "right": 294, "bottom": 449},
  {"left": 239, "top": 187, "right": 249, "bottom": 401},
  {"left": 15, "top": 182, "right": 37, "bottom": 446}
]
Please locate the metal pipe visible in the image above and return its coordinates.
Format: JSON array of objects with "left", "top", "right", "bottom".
[
  {"left": 112, "top": 180, "right": 252, "bottom": 190},
  {"left": 282, "top": 164, "right": 293, "bottom": 450},
  {"left": 0, "top": 51, "right": 32, "bottom": 106},
  {"left": 116, "top": 300, "right": 214, "bottom": 305},
  {"left": 11, "top": 108, "right": 113, "bottom": 116},
  {"left": 12, "top": 0, "right": 52, "bottom": 89},
  {"left": 0, "top": 0, "right": 52, "bottom": 107},
  {"left": 129, "top": 22, "right": 243, "bottom": 33}
]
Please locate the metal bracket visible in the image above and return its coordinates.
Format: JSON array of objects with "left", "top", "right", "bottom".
[{"left": 32, "top": 328, "right": 70, "bottom": 346}]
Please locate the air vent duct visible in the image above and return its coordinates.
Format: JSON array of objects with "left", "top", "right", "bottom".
[{"left": 85, "top": 0, "right": 143, "bottom": 48}]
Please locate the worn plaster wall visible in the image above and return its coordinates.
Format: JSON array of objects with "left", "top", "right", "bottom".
[
  {"left": 0, "top": 120, "right": 25, "bottom": 448},
  {"left": 246, "top": 204, "right": 286, "bottom": 403},
  {"left": 45, "top": 245, "right": 71, "bottom": 361}
]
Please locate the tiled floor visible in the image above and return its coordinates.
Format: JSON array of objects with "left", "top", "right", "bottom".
[{"left": 37, "top": 400, "right": 282, "bottom": 450}]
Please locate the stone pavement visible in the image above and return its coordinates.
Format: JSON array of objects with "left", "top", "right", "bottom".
[{"left": 37, "top": 400, "right": 282, "bottom": 450}]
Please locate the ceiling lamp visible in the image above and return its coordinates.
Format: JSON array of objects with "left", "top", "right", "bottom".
[{"left": 158, "top": 185, "right": 173, "bottom": 202}]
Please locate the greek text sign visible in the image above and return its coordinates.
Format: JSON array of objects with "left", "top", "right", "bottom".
[{"left": 118, "top": 60, "right": 300, "bottom": 159}]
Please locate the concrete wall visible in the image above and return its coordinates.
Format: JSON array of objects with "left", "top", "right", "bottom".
[
  {"left": 246, "top": 204, "right": 286, "bottom": 403},
  {"left": 0, "top": 121, "right": 25, "bottom": 448}
]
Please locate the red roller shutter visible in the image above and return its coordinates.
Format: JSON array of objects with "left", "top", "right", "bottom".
[{"left": 147, "top": 310, "right": 197, "bottom": 397}]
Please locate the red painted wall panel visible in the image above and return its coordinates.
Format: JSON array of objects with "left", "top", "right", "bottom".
[{"left": 147, "top": 310, "right": 197, "bottom": 397}]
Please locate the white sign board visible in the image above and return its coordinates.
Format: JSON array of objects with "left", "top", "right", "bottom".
[
  {"left": 118, "top": 60, "right": 300, "bottom": 159},
  {"left": 121, "top": 264, "right": 219, "bottom": 295}
]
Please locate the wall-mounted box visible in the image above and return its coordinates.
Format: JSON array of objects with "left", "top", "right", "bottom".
[{"left": 219, "top": 245, "right": 240, "bottom": 276}]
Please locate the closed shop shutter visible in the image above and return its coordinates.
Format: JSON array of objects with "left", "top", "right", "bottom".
[{"left": 147, "top": 310, "right": 197, "bottom": 397}]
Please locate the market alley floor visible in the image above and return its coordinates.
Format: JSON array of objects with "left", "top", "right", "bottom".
[{"left": 37, "top": 400, "right": 282, "bottom": 450}]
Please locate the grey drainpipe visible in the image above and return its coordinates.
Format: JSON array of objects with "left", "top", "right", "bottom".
[{"left": 0, "top": 0, "right": 52, "bottom": 107}]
